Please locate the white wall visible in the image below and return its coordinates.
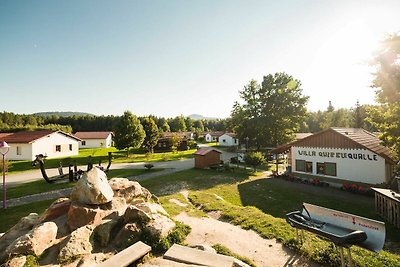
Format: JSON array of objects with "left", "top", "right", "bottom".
[
  {"left": 4, "top": 143, "right": 33, "bottom": 161},
  {"left": 291, "top": 146, "right": 386, "bottom": 184},
  {"left": 79, "top": 135, "right": 112, "bottom": 148},
  {"left": 205, "top": 134, "right": 213, "bottom": 142},
  {"left": 32, "top": 133, "right": 79, "bottom": 160},
  {"left": 218, "top": 134, "right": 238, "bottom": 147}
]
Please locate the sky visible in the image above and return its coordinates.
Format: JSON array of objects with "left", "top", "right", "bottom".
[{"left": 0, "top": 0, "right": 399, "bottom": 118}]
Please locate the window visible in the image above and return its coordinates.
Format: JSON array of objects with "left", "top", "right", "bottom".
[
  {"left": 16, "top": 146, "right": 22, "bottom": 155},
  {"left": 234, "top": 139, "right": 237, "bottom": 144},
  {"left": 56, "top": 145, "right": 61, "bottom": 152},
  {"left": 69, "top": 144, "right": 73, "bottom": 151},
  {"left": 317, "top": 163, "right": 325, "bottom": 174},
  {"left": 296, "top": 160, "right": 305, "bottom": 172},
  {"left": 305, "top": 161, "right": 313, "bottom": 173},
  {"left": 82, "top": 141, "right": 86, "bottom": 146},
  {"left": 222, "top": 139, "right": 226, "bottom": 143},
  {"left": 316, "top": 162, "right": 337, "bottom": 176}
]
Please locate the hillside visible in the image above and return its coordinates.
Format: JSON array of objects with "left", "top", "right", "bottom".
[{"left": 33, "top": 111, "right": 95, "bottom": 117}]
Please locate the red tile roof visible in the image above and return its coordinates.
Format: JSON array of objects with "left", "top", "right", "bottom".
[
  {"left": 0, "top": 131, "right": 81, "bottom": 144},
  {"left": 74, "top": 131, "right": 113, "bottom": 139},
  {"left": 193, "top": 147, "right": 222, "bottom": 156}
]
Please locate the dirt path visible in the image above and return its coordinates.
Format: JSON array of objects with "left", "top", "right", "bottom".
[{"left": 174, "top": 212, "right": 320, "bottom": 267}]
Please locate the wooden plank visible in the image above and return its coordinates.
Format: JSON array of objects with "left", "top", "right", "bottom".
[
  {"left": 164, "top": 244, "right": 234, "bottom": 267},
  {"left": 96, "top": 241, "right": 151, "bottom": 267}
]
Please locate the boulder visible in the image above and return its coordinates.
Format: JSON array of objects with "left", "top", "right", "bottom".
[
  {"left": 109, "top": 178, "right": 152, "bottom": 203},
  {"left": 145, "top": 214, "right": 176, "bottom": 239},
  {"left": 5, "top": 222, "right": 58, "bottom": 257},
  {"left": 5, "top": 256, "right": 26, "bottom": 267},
  {"left": 93, "top": 219, "right": 119, "bottom": 247},
  {"left": 75, "top": 253, "right": 110, "bottom": 267},
  {"left": 112, "top": 223, "right": 142, "bottom": 248},
  {"left": 58, "top": 225, "right": 94, "bottom": 264},
  {"left": 0, "top": 213, "right": 39, "bottom": 260},
  {"left": 40, "top": 198, "right": 71, "bottom": 222},
  {"left": 67, "top": 201, "right": 118, "bottom": 232},
  {"left": 70, "top": 168, "right": 114, "bottom": 205},
  {"left": 124, "top": 205, "right": 152, "bottom": 224},
  {"left": 136, "top": 202, "right": 169, "bottom": 216}
]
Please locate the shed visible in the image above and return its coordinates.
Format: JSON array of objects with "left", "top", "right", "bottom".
[{"left": 194, "top": 147, "right": 222, "bottom": 169}]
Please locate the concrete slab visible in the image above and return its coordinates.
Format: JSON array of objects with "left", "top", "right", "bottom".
[
  {"left": 164, "top": 244, "right": 234, "bottom": 267},
  {"left": 96, "top": 241, "right": 151, "bottom": 267}
]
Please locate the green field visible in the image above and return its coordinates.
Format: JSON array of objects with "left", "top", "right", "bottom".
[{"left": 7, "top": 147, "right": 195, "bottom": 174}]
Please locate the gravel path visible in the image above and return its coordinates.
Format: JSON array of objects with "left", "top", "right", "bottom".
[{"left": 4, "top": 168, "right": 184, "bottom": 208}]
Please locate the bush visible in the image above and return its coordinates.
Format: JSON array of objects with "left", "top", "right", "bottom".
[
  {"left": 187, "top": 140, "right": 198, "bottom": 149},
  {"left": 244, "top": 151, "right": 266, "bottom": 171}
]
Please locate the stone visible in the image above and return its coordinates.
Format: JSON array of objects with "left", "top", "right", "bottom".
[
  {"left": 67, "top": 201, "right": 118, "bottom": 232},
  {"left": 5, "top": 256, "right": 26, "bottom": 267},
  {"left": 93, "top": 219, "right": 119, "bottom": 247},
  {"left": 124, "top": 205, "right": 152, "bottom": 224},
  {"left": 75, "top": 253, "right": 110, "bottom": 267},
  {"left": 40, "top": 198, "right": 71, "bottom": 222},
  {"left": 112, "top": 223, "right": 142, "bottom": 248},
  {"left": 145, "top": 214, "right": 175, "bottom": 239},
  {"left": 58, "top": 225, "right": 94, "bottom": 264},
  {"left": 70, "top": 167, "right": 114, "bottom": 205},
  {"left": 233, "top": 259, "right": 251, "bottom": 267},
  {"left": 5, "top": 222, "right": 58, "bottom": 257},
  {"left": 0, "top": 213, "right": 39, "bottom": 260},
  {"left": 109, "top": 178, "right": 152, "bottom": 203}
]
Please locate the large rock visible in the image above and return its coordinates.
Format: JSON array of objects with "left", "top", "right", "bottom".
[
  {"left": 112, "top": 223, "right": 141, "bottom": 248},
  {"left": 109, "top": 178, "right": 152, "bottom": 203},
  {"left": 5, "top": 256, "right": 26, "bottom": 267},
  {"left": 145, "top": 214, "right": 176, "bottom": 239},
  {"left": 67, "top": 201, "right": 118, "bottom": 232},
  {"left": 40, "top": 198, "right": 71, "bottom": 223},
  {"left": 58, "top": 225, "right": 94, "bottom": 264},
  {"left": 0, "top": 213, "right": 39, "bottom": 260},
  {"left": 124, "top": 205, "right": 152, "bottom": 224},
  {"left": 5, "top": 222, "right": 58, "bottom": 257},
  {"left": 70, "top": 167, "right": 114, "bottom": 205},
  {"left": 93, "top": 219, "right": 119, "bottom": 247}
]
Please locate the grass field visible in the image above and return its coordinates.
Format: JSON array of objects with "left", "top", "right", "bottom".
[
  {"left": 6, "top": 147, "right": 195, "bottom": 174},
  {"left": 1, "top": 168, "right": 399, "bottom": 266}
]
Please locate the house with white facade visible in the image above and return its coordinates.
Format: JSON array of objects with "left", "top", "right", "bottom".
[
  {"left": 0, "top": 130, "right": 81, "bottom": 160},
  {"left": 74, "top": 131, "right": 114, "bottom": 148},
  {"left": 204, "top": 131, "right": 224, "bottom": 142},
  {"left": 271, "top": 128, "right": 397, "bottom": 185},
  {"left": 218, "top": 133, "right": 239, "bottom": 147}
]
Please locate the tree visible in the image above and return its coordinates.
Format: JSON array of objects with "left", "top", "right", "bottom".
[
  {"left": 367, "top": 33, "right": 400, "bottom": 164},
  {"left": 114, "top": 111, "right": 145, "bottom": 157},
  {"left": 157, "top": 117, "right": 170, "bottom": 132},
  {"left": 193, "top": 120, "right": 204, "bottom": 132},
  {"left": 244, "top": 152, "right": 266, "bottom": 171},
  {"left": 142, "top": 117, "right": 159, "bottom": 153},
  {"left": 169, "top": 116, "right": 187, "bottom": 132},
  {"left": 170, "top": 133, "right": 182, "bottom": 152},
  {"left": 230, "top": 72, "right": 309, "bottom": 148}
]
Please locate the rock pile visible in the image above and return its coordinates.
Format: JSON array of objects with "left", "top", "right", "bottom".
[{"left": 0, "top": 167, "right": 176, "bottom": 267}]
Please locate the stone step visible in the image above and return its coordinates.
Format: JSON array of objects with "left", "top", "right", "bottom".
[
  {"left": 95, "top": 241, "right": 151, "bottom": 267},
  {"left": 164, "top": 244, "right": 235, "bottom": 267}
]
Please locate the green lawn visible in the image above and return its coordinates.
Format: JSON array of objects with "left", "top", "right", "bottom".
[
  {"left": 7, "top": 147, "right": 195, "bottom": 174},
  {"left": 1, "top": 168, "right": 162, "bottom": 200}
]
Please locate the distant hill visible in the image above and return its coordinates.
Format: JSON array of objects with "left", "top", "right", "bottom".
[
  {"left": 188, "top": 114, "right": 220, "bottom": 120},
  {"left": 33, "top": 111, "right": 95, "bottom": 117}
]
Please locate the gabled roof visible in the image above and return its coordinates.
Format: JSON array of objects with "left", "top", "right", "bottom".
[
  {"left": 206, "top": 131, "right": 224, "bottom": 137},
  {"left": 221, "top": 132, "right": 237, "bottom": 138},
  {"left": 271, "top": 128, "right": 396, "bottom": 164},
  {"left": 74, "top": 131, "right": 113, "bottom": 139},
  {"left": 0, "top": 130, "right": 81, "bottom": 144},
  {"left": 295, "top": 133, "right": 313, "bottom": 140},
  {"left": 161, "top": 132, "right": 188, "bottom": 139},
  {"left": 193, "top": 147, "right": 222, "bottom": 156}
]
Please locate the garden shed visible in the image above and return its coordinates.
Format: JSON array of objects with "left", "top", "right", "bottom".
[{"left": 194, "top": 147, "right": 222, "bottom": 169}]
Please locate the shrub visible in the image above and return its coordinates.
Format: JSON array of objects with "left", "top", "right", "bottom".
[{"left": 244, "top": 151, "right": 266, "bottom": 171}]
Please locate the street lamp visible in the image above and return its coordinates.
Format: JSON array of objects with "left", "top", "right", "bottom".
[{"left": 0, "top": 141, "right": 10, "bottom": 209}]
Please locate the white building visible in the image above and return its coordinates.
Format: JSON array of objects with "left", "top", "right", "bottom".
[
  {"left": 271, "top": 128, "right": 397, "bottom": 185},
  {"left": 218, "top": 133, "right": 239, "bottom": 147},
  {"left": 204, "top": 131, "right": 224, "bottom": 142},
  {"left": 74, "top": 132, "right": 113, "bottom": 148},
  {"left": 0, "top": 130, "right": 81, "bottom": 161}
]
